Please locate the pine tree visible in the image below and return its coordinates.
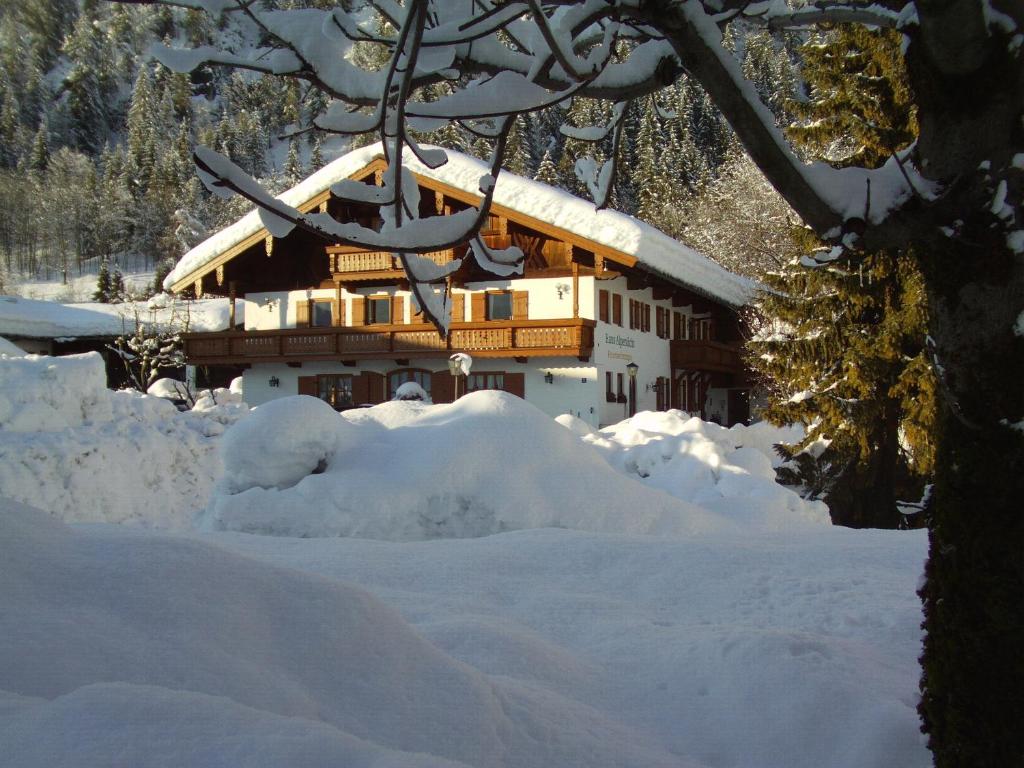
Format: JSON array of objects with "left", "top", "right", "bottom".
[
  {"left": 61, "top": 0, "right": 113, "bottom": 153},
  {"left": 94, "top": 257, "right": 112, "bottom": 302},
  {"left": 285, "top": 137, "right": 304, "bottom": 184},
  {"left": 746, "top": 27, "right": 933, "bottom": 529},
  {"left": 28, "top": 118, "right": 49, "bottom": 172},
  {"left": 309, "top": 134, "right": 324, "bottom": 171},
  {"left": 126, "top": 66, "right": 158, "bottom": 189},
  {"left": 110, "top": 264, "right": 126, "bottom": 302},
  {"left": 533, "top": 149, "right": 559, "bottom": 185}
]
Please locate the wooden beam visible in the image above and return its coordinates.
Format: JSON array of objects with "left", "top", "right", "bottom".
[{"left": 572, "top": 262, "right": 579, "bottom": 319}]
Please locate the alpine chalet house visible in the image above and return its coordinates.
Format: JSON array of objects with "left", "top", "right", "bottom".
[{"left": 169, "top": 144, "right": 754, "bottom": 427}]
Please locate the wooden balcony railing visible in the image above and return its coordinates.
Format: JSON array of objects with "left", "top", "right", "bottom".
[
  {"left": 328, "top": 248, "right": 456, "bottom": 275},
  {"left": 184, "top": 318, "right": 596, "bottom": 364},
  {"left": 670, "top": 338, "right": 743, "bottom": 374}
]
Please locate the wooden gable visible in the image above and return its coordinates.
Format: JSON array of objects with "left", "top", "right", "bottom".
[{"left": 169, "top": 155, "right": 641, "bottom": 297}]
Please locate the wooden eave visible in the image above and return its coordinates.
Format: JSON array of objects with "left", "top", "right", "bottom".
[{"left": 169, "top": 156, "right": 644, "bottom": 294}]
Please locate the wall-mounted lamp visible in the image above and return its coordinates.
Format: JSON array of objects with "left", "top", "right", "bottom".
[
  {"left": 626, "top": 362, "right": 639, "bottom": 379},
  {"left": 544, "top": 371, "right": 554, "bottom": 384},
  {"left": 268, "top": 376, "right": 280, "bottom": 388},
  {"left": 555, "top": 282, "right": 571, "bottom": 299}
]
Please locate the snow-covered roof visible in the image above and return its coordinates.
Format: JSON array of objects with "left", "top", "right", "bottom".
[
  {"left": 0, "top": 295, "right": 241, "bottom": 340},
  {"left": 168, "top": 144, "right": 755, "bottom": 308}
]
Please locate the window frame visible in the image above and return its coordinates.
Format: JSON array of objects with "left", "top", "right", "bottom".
[
  {"left": 485, "top": 290, "right": 513, "bottom": 321},
  {"left": 367, "top": 295, "right": 391, "bottom": 325},
  {"left": 316, "top": 373, "right": 354, "bottom": 410},
  {"left": 388, "top": 367, "right": 433, "bottom": 399}
]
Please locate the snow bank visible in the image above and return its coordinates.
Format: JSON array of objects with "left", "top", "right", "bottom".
[
  {"left": 0, "top": 335, "right": 23, "bottom": 356},
  {"left": 203, "top": 392, "right": 726, "bottom": 539},
  {"left": 0, "top": 499, "right": 694, "bottom": 768},
  {"left": 0, "top": 353, "right": 247, "bottom": 529},
  {"left": 576, "top": 410, "right": 828, "bottom": 530}
]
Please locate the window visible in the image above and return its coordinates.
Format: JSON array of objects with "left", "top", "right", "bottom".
[
  {"left": 388, "top": 368, "right": 432, "bottom": 398},
  {"left": 368, "top": 296, "right": 391, "bottom": 324},
  {"left": 466, "top": 372, "right": 505, "bottom": 392},
  {"left": 611, "top": 294, "right": 622, "bottom": 326},
  {"left": 673, "top": 311, "right": 685, "bottom": 340},
  {"left": 486, "top": 291, "right": 513, "bottom": 320},
  {"left": 598, "top": 290, "right": 609, "bottom": 323},
  {"left": 616, "top": 372, "right": 625, "bottom": 403},
  {"left": 606, "top": 371, "right": 615, "bottom": 402},
  {"left": 317, "top": 374, "right": 353, "bottom": 410},
  {"left": 312, "top": 301, "right": 333, "bottom": 327}
]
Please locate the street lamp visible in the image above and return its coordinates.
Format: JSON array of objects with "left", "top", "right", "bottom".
[{"left": 448, "top": 352, "right": 472, "bottom": 400}]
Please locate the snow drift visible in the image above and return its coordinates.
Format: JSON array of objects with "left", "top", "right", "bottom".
[
  {"left": 202, "top": 391, "right": 731, "bottom": 539},
  {"left": 0, "top": 499, "right": 694, "bottom": 768},
  {"left": 0, "top": 352, "right": 246, "bottom": 528}
]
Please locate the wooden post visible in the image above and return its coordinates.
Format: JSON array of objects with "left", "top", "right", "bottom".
[
  {"left": 571, "top": 262, "right": 579, "bottom": 318},
  {"left": 228, "top": 281, "right": 237, "bottom": 328}
]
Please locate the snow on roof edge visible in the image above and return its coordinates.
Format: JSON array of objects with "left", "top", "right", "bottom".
[{"left": 167, "top": 143, "right": 755, "bottom": 308}]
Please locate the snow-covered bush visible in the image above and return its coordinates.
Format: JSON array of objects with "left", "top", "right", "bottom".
[
  {"left": 393, "top": 381, "right": 429, "bottom": 402},
  {"left": 217, "top": 395, "right": 350, "bottom": 495}
]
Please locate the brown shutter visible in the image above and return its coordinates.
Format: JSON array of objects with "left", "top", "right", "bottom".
[
  {"left": 411, "top": 295, "right": 424, "bottom": 323},
  {"left": 351, "top": 296, "right": 365, "bottom": 325},
  {"left": 431, "top": 370, "right": 454, "bottom": 403},
  {"left": 612, "top": 294, "right": 622, "bottom": 326},
  {"left": 364, "top": 371, "right": 385, "bottom": 403},
  {"left": 391, "top": 295, "right": 404, "bottom": 325},
  {"left": 512, "top": 290, "right": 528, "bottom": 320},
  {"left": 352, "top": 373, "right": 369, "bottom": 404},
  {"left": 471, "top": 292, "right": 486, "bottom": 321},
  {"left": 673, "top": 311, "right": 683, "bottom": 340},
  {"left": 643, "top": 304, "right": 651, "bottom": 333},
  {"left": 451, "top": 293, "right": 465, "bottom": 323},
  {"left": 503, "top": 372, "right": 525, "bottom": 399},
  {"left": 297, "top": 375, "right": 317, "bottom": 396},
  {"left": 296, "top": 299, "right": 310, "bottom": 328},
  {"left": 599, "top": 290, "right": 609, "bottom": 323}
]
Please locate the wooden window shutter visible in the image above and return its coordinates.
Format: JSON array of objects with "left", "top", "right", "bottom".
[
  {"left": 612, "top": 294, "right": 622, "bottom": 326},
  {"left": 411, "top": 295, "right": 424, "bottom": 323},
  {"left": 297, "top": 376, "right": 317, "bottom": 396},
  {"left": 351, "top": 296, "right": 365, "bottom": 325},
  {"left": 365, "top": 371, "right": 385, "bottom": 403},
  {"left": 674, "top": 311, "right": 683, "bottom": 340},
  {"left": 352, "top": 373, "right": 369, "bottom": 404},
  {"left": 296, "top": 298, "right": 311, "bottom": 328},
  {"left": 503, "top": 372, "right": 525, "bottom": 398},
  {"left": 512, "top": 290, "right": 528, "bottom": 320},
  {"left": 598, "top": 290, "right": 609, "bottom": 323},
  {"left": 391, "top": 295, "right": 404, "bottom": 325},
  {"left": 431, "top": 370, "right": 454, "bottom": 403},
  {"left": 643, "top": 304, "right": 651, "bottom": 333},
  {"left": 627, "top": 300, "right": 634, "bottom": 329},
  {"left": 451, "top": 293, "right": 465, "bottom": 323},
  {"left": 470, "top": 292, "right": 486, "bottom": 321}
]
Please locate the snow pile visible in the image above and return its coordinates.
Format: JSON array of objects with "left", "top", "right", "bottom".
[
  {"left": 393, "top": 380, "right": 430, "bottom": 401},
  {"left": 0, "top": 335, "right": 24, "bottom": 355},
  {"left": 0, "top": 499, "right": 694, "bottom": 768},
  {"left": 575, "top": 410, "right": 828, "bottom": 529},
  {"left": 202, "top": 392, "right": 725, "bottom": 539},
  {"left": 0, "top": 352, "right": 247, "bottom": 529}
]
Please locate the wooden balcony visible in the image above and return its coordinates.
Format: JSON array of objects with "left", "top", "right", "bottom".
[
  {"left": 670, "top": 338, "right": 743, "bottom": 374},
  {"left": 183, "top": 318, "right": 596, "bottom": 364},
  {"left": 327, "top": 248, "right": 457, "bottom": 280}
]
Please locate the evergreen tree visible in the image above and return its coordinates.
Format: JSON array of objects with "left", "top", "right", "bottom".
[
  {"left": 746, "top": 28, "right": 933, "bottom": 529},
  {"left": 126, "top": 65, "right": 158, "bottom": 189},
  {"left": 94, "top": 257, "right": 112, "bottom": 302},
  {"left": 633, "top": 98, "right": 673, "bottom": 223},
  {"left": 28, "top": 119, "right": 49, "bottom": 172},
  {"left": 533, "top": 149, "right": 559, "bottom": 185},
  {"left": 284, "top": 137, "right": 304, "bottom": 184},
  {"left": 110, "top": 263, "right": 126, "bottom": 302},
  {"left": 309, "top": 134, "right": 324, "bottom": 171},
  {"left": 61, "top": 0, "right": 113, "bottom": 153}
]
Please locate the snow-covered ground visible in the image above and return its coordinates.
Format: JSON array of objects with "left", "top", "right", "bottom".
[{"left": 0, "top": 352, "right": 930, "bottom": 768}]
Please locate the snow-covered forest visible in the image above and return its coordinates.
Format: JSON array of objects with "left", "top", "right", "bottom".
[{"left": 0, "top": 0, "right": 798, "bottom": 292}]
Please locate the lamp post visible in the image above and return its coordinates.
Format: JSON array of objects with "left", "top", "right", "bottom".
[
  {"left": 626, "top": 362, "right": 639, "bottom": 417},
  {"left": 448, "top": 352, "right": 472, "bottom": 401}
]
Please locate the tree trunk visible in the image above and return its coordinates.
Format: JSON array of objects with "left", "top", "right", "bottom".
[{"left": 917, "top": 227, "right": 1024, "bottom": 766}]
